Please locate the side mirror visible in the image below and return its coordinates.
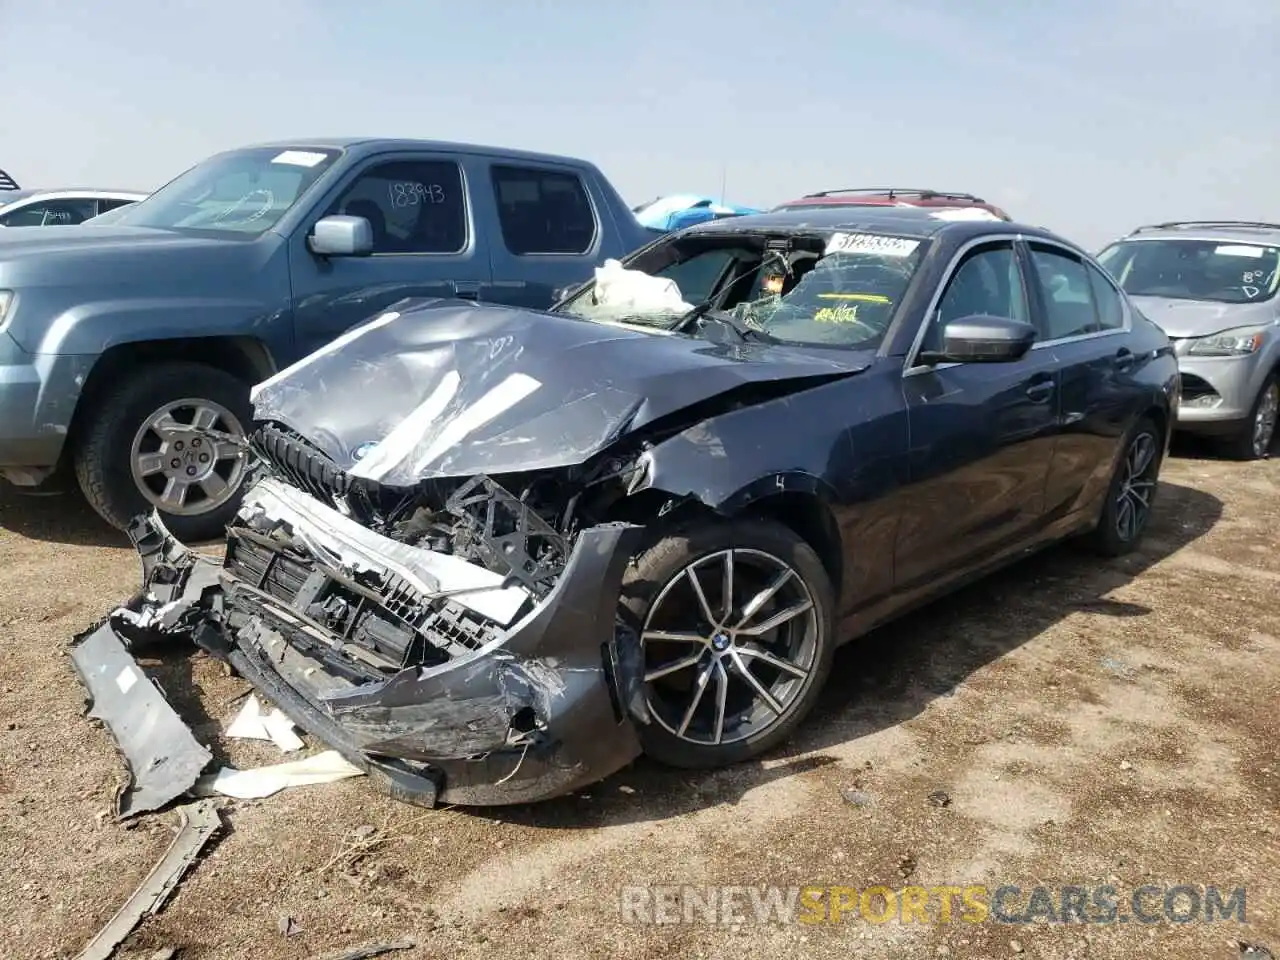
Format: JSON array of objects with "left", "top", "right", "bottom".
[
  {"left": 308, "top": 215, "right": 372, "bottom": 257},
  {"left": 917, "top": 314, "right": 1037, "bottom": 365}
]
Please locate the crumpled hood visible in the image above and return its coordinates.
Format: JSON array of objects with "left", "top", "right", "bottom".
[
  {"left": 1128, "top": 295, "right": 1277, "bottom": 339},
  {"left": 250, "top": 299, "right": 872, "bottom": 486}
]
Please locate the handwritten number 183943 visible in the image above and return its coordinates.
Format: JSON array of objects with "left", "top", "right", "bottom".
[{"left": 389, "top": 182, "right": 445, "bottom": 207}]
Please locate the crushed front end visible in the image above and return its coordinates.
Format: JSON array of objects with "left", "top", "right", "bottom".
[{"left": 75, "top": 424, "right": 652, "bottom": 808}]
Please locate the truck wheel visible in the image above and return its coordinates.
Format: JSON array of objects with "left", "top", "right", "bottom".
[
  {"left": 619, "top": 518, "right": 836, "bottom": 769},
  {"left": 1223, "top": 375, "right": 1278, "bottom": 461},
  {"left": 74, "top": 361, "right": 253, "bottom": 542}
]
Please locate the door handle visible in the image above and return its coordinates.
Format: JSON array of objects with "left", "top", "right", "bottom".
[
  {"left": 453, "top": 281, "right": 481, "bottom": 300},
  {"left": 1114, "top": 347, "right": 1135, "bottom": 371},
  {"left": 1025, "top": 379, "right": 1055, "bottom": 403}
]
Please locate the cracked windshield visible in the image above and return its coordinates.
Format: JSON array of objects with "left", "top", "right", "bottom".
[{"left": 564, "top": 231, "right": 926, "bottom": 348}]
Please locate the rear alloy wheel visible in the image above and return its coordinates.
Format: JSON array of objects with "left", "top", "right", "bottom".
[
  {"left": 621, "top": 519, "right": 836, "bottom": 768},
  {"left": 1226, "top": 376, "right": 1278, "bottom": 461},
  {"left": 1085, "top": 416, "right": 1162, "bottom": 557}
]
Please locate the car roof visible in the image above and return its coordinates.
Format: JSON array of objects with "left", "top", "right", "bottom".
[
  {"left": 775, "top": 186, "right": 1006, "bottom": 207},
  {"left": 230, "top": 137, "right": 596, "bottom": 168},
  {"left": 1113, "top": 220, "right": 1280, "bottom": 246},
  {"left": 679, "top": 204, "right": 1062, "bottom": 246},
  {"left": 0, "top": 188, "right": 147, "bottom": 204}
]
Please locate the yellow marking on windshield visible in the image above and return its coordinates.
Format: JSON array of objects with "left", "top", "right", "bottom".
[
  {"left": 816, "top": 292, "right": 892, "bottom": 303},
  {"left": 814, "top": 304, "right": 861, "bottom": 324}
]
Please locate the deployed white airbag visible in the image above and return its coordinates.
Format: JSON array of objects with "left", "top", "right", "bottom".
[{"left": 590, "top": 258, "right": 694, "bottom": 315}]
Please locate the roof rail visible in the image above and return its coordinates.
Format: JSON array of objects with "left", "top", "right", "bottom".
[
  {"left": 1131, "top": 220, "right": 1280, "bottom": 234},
  {"left": 802, "top": 187, "right": 986, "bottom": 203},
  {"left": 0, "top": 169, "right": 18, "bottom": 191}
]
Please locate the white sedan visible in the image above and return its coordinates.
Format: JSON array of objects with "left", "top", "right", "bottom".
[{"left": 0, "top": 178, "right": 147, "bottom": 227}]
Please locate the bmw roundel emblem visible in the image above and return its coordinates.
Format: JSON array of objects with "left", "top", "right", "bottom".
[{"left": 352, "top": 441, "right": 378, "bottom": 462}]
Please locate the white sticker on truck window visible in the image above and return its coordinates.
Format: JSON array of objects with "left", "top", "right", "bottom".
[
  {"left": 825, "top": 232, "right": 920, "bottom": 258},
  {"left": 1213, "top": 244, "right": 1266, "bottom": 258},
  {"left": 271, "top": 150, "right": 328, "bottom": 168}
]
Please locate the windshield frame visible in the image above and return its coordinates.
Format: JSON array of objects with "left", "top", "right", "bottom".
[
  {"left": 558, "top": 227, "right": 931, "bottom": 351},
  {"left": 104, "top": 145, "right": 345, "bottom": 239},
  {"left": 1098, "top": 236, "right": 1280, "bottom": 305}
]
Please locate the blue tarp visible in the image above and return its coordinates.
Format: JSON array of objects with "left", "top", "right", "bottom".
[{"left": 633, "top": 194, "right": 761, "bottom": 232}]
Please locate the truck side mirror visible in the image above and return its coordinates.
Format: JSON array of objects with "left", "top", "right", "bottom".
[{"left": 308, "top": 215, "right": 373, "bottom": 257}]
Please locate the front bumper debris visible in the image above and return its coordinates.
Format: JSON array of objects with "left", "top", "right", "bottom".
[
  {"left": 70, "top": 494, "right": 649, "bottom": 809},
  {"left": 70, "top": 522, "right": 222, "bottom": 818},
  {"left": 70, "top": 621, "right": 213, "bottom": 818}
]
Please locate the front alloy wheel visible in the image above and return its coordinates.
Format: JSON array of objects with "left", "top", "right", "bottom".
[
  {"left": 643, "top": 548, "right": 819, "bottom": 746},
  {"left": 130, "top": 398, "right": 248, "bottom": 515},
  {"left": 75, "top": 361, "right": 254, "bottom": 542},
  {"left": 621, "top": 519, "right": 836, "bottom": 768},
  {"left": 1250, "top": 379, "right": 1278, "bottom": 459}
]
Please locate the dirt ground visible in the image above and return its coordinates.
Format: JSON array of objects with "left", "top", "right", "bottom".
[{"left": 0, "top": 444, "right": 1276, "bottom": 960}]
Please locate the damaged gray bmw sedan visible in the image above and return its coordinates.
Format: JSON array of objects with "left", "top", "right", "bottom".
[{"left": 72, "top": 207, "right": 1180, "bottom": 812}]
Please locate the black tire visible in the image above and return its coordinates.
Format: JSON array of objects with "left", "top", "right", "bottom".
[
  {"left": 1084, "top": 415, "right": 1163, "bottom": 557},
  {"left": 1222, "top": 375, "right": 1278, "bottom": 461},
  {"left": 73, "top": 361, "right": 253, "bottom": 542},
  {"left": 620, "top": 517, "right": 836, "bottom": 769}
]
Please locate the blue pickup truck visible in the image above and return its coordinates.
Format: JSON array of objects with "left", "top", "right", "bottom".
[{"left": 0, "top": 138, "right": 653, "bottom": 540}]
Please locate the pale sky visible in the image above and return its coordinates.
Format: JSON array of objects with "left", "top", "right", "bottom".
[{"left": 2, "top": 0, "right": 1276, "bottom": 249}]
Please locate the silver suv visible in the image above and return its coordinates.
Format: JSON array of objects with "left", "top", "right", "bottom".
[{"left": 1098, "top": 221, "right": 1279, "bottom": 459}]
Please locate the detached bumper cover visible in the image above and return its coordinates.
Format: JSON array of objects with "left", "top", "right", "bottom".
[
  {"left": 71, "top": 507, "right": 649, "bottom": 810},
  {"left": 70, "top": 621, "right": 213, "bottom": 818}
]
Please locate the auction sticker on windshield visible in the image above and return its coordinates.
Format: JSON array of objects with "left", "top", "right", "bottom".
[
  {"left": 1214, "top": 245, "right": 1267, "bottom": 258},
  {"left": 825, "top": 232, "right": 920, "bottom": 258},
  {"left": 271, "top": 150, "right": 329, "bottom": 168}
]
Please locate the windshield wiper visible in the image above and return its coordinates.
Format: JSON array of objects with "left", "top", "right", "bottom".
[
  {"left": 695, "top": 307, "right": 779, "bottom": 344},
  {"left": 673, "top": 246, "right": 790, "bottom": 343}
]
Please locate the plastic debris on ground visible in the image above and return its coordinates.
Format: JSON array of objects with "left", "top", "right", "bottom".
[
  {"left": 193, "top": 750, "right": 366, "bottom": 800},
  {"left": 226, "top": 693, "right": 305, "bottom": 752},
  {"left": 74, "top": 800, "right": 222, "bottom": 960}
]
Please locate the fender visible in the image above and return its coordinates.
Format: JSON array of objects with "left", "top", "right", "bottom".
[{"left": 33, "top": 296, "right": 291, "bottom": 358}]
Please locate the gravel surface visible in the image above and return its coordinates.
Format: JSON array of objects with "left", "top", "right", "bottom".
[{"left": 0, "top": 447, "right": 1276, "bottom": 960}]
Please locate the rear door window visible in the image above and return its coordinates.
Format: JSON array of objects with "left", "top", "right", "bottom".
[
  {"left": 491, "top": 165, "right": 597, "bottom": 255},
  {"left": 1084, "top": 261, "right": 1125, "bottom": 330},
  {"left": 96, "top": 197, "right": 137, "bottom": 215},
  {"left": 1028, "top": 243, "right": 1102, "bottom": 341}
]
